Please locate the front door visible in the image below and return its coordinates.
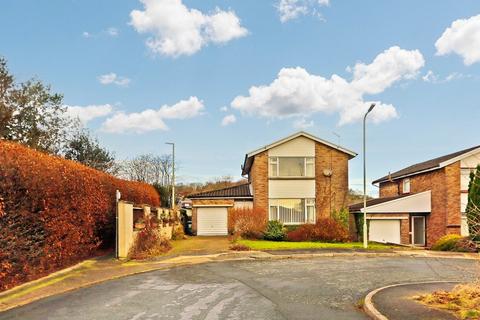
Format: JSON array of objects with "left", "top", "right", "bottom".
[{"left": 412, "top": 216, "right": 425, "bottom": 246}]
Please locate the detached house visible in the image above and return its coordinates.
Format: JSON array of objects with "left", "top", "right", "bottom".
[
  {"left": 350, "top": 146, "right": 480, "bottom": 247},
  {"left": 188, "top": 132, "right": 357, "bottom": 236}
]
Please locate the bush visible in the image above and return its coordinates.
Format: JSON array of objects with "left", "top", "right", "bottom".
[
  {"left": 128, "top": 217, "right": 171, "bottom": 260},
  {"left": 432, "top": 235, "right": 478, "bottom": 252},
  {"left": 172, "top": 223, "right": 185, "bottom": 240},
  {"left": 229, "top": 243, "right": 251, "bottom": 251},
  {"left": 332, "top": 208, "right": 349, "bottom": 228},
  {"left": 0, "top": 141, "right": 160, "bottom": 291},
  {"left": 287, "top": 218, "right": 350, "bottom": 242},
  {"left": 228, "top": 207, "right": 267, "bottom": 239},
  {"left": 264, "top": 220, "right": 287, "bottom": 241}
]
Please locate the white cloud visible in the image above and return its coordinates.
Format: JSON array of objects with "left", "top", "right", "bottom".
[
  {"left": 82, "top": 31, "right": 91, "bottom": 38},
  {"left": 106, "top": 27, "right": 119, "bottom": 37},
  {"left": 130, "top": 0, "right": 248, "bottom": 57},
  {"left": 221, "top": 114, "right": 236, "bottom": 126},
  {"left": 276, "top": 0, "right": 329, "bottom": 23},
  {"left": 101, "top": 96, "right": 204, "bottom": 133},
  {"left": 66, "top": 104, "right": 114, "bottom": 124},
  {"left": 293, "top": 118, "right": 314, "bottom": 129},
  {"left": 220, "top": 106, "right": 228, "bottom": 112},
  {"left": 231, "top": 46, "right": 424, "bottom": 125},
  {"left": 435, "top": 14, "right": 480, "bottom": 65},
  {"left": 98, "top": 73, "right": 131, "bottom": 87},
  {"left": 422, "top": 70, "right": 470, "bottom": 83}
]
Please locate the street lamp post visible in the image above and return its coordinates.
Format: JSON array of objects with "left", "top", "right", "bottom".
[
  {"left": 166, "top": 142, "right": 175, "bottom": 209},
  {"left": 363, "top": 103, "right": 376, "bottom": 249}
]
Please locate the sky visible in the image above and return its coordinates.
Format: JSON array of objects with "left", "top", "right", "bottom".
[{"left": 1, "top": 0, "right": 480, "bottom": 195}]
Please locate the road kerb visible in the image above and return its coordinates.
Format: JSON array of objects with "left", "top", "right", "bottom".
[{"left": 363, "top": 281, "right": 461, "bottom": 320}]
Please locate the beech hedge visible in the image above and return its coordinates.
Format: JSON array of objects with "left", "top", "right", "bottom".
[{"left": 0, "top": 141, "right": 160, "bottom": 291}]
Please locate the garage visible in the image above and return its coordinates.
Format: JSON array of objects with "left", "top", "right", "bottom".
[
  {"left": 368, "top": 220, "right": 401, "bottom": 244},
  {"left": 197, "top": 207, "right": 228, "bottom": 236}
]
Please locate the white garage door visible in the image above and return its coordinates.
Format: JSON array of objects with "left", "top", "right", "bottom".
[
  {"left": 369, "top": 220, "right": 401, "bottom": 244},
  {"left": 197, "top": 207, "right": 228, "bottom": 236}
]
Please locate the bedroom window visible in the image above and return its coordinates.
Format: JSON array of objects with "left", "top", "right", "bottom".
[
  {"left": 403, "top": 178, "right": 411, "bottom": 193},
  {"left": 269, "top": 157, "right": 315, "bottom": 177}
]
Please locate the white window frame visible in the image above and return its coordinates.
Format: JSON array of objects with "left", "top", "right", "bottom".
[
  {"left": 269, "top": 198, "right": 316, "bottom": 225},
  {"left": 268, "top": 157, "right": 315, "bottom": 178},
  {"left": 403, "top": 178, "right": 411, "bottom": 194}
]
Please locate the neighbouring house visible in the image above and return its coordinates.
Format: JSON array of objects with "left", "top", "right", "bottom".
[
  {"left": 188, "top": 131, "right": 357, "bottom": 236},
  {"left": 350, "top": 145, "right": 480, "bottom": 247}
]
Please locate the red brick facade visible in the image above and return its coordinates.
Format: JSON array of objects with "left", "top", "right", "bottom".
[
  {"left": 249, "top": 151, "right": 269, "bottom": 215},
  {"left": 378, "top": 161, "right": 462, "bottom": 246},
  {"left": 315, "top": 142, "right": 349, "bottom": 218}
]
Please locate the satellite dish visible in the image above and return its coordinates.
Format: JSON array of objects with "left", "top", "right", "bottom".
[{"left": 323, "top": 169, "right": 333, "bottom": 177}]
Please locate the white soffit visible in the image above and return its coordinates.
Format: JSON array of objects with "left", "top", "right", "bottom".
[{"left": 362, "top": 191, "right": 431, "bottom": 213}]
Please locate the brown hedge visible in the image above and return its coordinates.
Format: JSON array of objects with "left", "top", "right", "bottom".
[{"left": 0, "top": 141, "right": 160, "bottom": 291}]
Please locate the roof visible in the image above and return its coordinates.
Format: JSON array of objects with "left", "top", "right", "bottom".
[
  {"left": 349, "top": 191, "right": 431, "bottom": 213},
  {"left": 187, "top": 183, "right": 252, "bottom": 199},
  {"left": 373, "top": 145, "right": 480, "bottom": 185},
  {"left": 349, "top": 194, "right": 412, "bottom": 212},
  {"left": 242, "top": 131, "right": 357, "bottom": 175}
]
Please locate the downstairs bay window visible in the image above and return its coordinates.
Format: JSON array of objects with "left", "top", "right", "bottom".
[{"left": 269, "top": 199, "right": 316, "bottom": 225}]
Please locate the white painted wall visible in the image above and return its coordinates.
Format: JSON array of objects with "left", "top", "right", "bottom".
[
  {"left": 268, "top": 136, "right": 315, "bottom": 157},
  {"left": 461, "top": 169, "right": 473, "bottom": 191},
  {"left": 233, "top": 201, "right": 254, "bottom": 209},
  {"left": 461, "top": 193, "right": 468, "bottom": 213},
  {"left": 361, "top": 191, "right": 431, "bottom": 213},
  {"left": 460, "top": 151, "right": 480, "bottom": 168},
  {"left": 269, "top": 179, "right": 316, "bottom": 198},
  {"left": 461, "top": 216, "right": 470, "bottom": 236}
]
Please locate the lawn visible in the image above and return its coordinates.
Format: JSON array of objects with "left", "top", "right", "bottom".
[{"left": 237, "top": 239, "right": 397, "bottom": 251}]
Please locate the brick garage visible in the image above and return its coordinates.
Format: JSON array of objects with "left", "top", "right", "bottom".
[{"left": 188, "top": 185, "right": 253, "bottom": 236}]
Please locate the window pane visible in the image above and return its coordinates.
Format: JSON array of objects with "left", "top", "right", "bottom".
[
  {"left": 306, "top": 162, "right": 314, "bottom": 176},
  {"left": 269, "top": 206, "right": 278, "bottom": 220},
  {"left": 275, "top": 199, "right": 304, "bottom": 224},
  {"left": 307, "top": 206, "right": 315, "bottom": 223},
  {"left": 279, "top": 158, "right": 304, "bottom": 176},
  {"left": 270, "top": 163, "right": 278, "bottom": 176}
]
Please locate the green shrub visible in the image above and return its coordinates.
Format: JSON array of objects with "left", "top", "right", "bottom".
[
  {"left": 431, "top": 235, "right": 463, "bottom": 251},
  {"left": 332, "top": 208, "right": 349, "bottom": 228},
  {"left": 264, "top": 221, "right": 287, "bottom": 241}
]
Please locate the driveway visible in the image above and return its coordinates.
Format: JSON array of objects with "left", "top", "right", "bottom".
[{"left": 0, "top": 256, "right": 476, "bottom": 320}]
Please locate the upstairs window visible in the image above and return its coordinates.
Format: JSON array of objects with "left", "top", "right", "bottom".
[
  {"left": 269, "top": 157, "right": 315, "bottom": 177},
  {"left": 403, "top": 178, "right": 411, "bottom": 194}
]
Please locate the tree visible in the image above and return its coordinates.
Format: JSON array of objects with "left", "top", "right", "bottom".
[
  {"left": 466, "top": 165, "right": 480, "bottom": 241},
  {"left": 120, "top": 154, "right": 175, "bottom": 186},
  {"left": 64, "top": 127, "right": 117, "bottom": 174},
  {"left": 0, "top": 57, "right": 70, "bottom": 154}
]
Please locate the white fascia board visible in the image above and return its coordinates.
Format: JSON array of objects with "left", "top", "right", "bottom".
[
  {"left": 361, "top": 190, "right": 431, "bottom": 213},
  {"left": 246, "top": 131, "right": 357, "bottom": 158},
  {"left": 439, "top": 147, "right": 480, "bottom": 168}
]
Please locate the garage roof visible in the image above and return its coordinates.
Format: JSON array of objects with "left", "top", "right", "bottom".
[
  {"left": 187, "top": 183, "right": 252, "bottom": 199},
  {"left": 349, "top": 191, "right": 431, "bottom": 214}
]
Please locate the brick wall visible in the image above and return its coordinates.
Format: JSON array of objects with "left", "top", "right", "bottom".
[
  {"left": 250, "top": 151, "right": 269, "bottom": 216},
  {"left": 377, "top": 162, "right": 462, "bottom": 246},
  {"left": 315, "top": 142, "right": 349, "bottom": 218},
  {"left": 191, "top": 199, "right": 234, "bottom": 235},
  {"left": 379, "top": 181, "right": 399, "bottom": 197}
]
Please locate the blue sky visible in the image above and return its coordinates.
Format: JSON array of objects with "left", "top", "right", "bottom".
[{"left": 1, "top": 0, "right": 480, "bottom": 194}]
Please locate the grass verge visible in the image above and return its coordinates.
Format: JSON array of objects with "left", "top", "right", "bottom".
[
  {"left": 414, "top": 283, "right": 480, "bottom": 320},
  {"left": 236, "top": 240, "right": 397, "bottom": 251}
]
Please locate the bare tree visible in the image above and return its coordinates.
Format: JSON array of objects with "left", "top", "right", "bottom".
[{"left": 120, "top": 154, "right": 175, "bottom": 186}]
